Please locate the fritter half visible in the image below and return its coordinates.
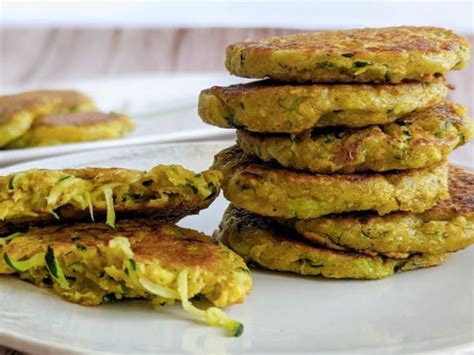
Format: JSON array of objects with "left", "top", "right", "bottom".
[
  {"left": 0, "top": 90, "right": 95, "bottom": 147},
  {"left": 215, "top": 205, "right": 447, "bottom": 280},
  {"left": 6, "top": 111, "right": 135, "bottom": 148},
  {"left": 0, "top": 221, "right": 252, "bottom": 336},
  {"left": 0, "top": 165, "right": 222, "bottom": 226},
  {"left": 237, "top": 102, "right": 473, "bottom": 173},
  {"left": 288, "top": 166, "right": 474, "bottom": 258},
  {"left": 199, "top": 80, "right": 448, "bottom": 133},
  {"left": 212, "top": 146, "right": 449, "bottom": 219},
  {"left": 225, "top": 27, "right": 470, "bottom": 83}
]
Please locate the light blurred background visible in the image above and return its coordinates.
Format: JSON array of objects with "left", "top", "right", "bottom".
[{"left": 1, "top": 1, "right": 473, "bottom": 109}]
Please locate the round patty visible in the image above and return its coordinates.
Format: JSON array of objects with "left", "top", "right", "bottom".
[
  {"left": 287, "top": 166, "right": 474, "bottom": 258},
  {"left": 0, "top": 220, "right": 252, "bottom": 308},
  {"left": 225, "top": 26, "right": 470, "bottom": 83},
  {"left": 212, "top": 146, "right": 449, "bottom": 219},
  {"left": 6, "top": 111, "right": 135, "bottom": 148},
  {"left": 0, "top": 165, "right": 222, "bottom": 226},
  {"left": 0, "top": 90, "right": 95, "bottom": 147},
  {"left": 237, "top": 102, "right": 474, "bottom": 173},
  {"left": 198, "top": 79, "right": 448, "bottom": 133},
  {"left": 214, "top": 205, "right": 447, "bottom": 280}
]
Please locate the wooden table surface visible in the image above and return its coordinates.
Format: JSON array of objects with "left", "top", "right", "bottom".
[{"left": 0, "top": 27, "right": 473, "bottom": 354}]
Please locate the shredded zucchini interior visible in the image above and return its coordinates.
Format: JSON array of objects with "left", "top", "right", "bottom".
[
  {"left": 1, "top": 236, "right": 243, "bottom": 337},
  {"left": 108, "top": 237, "right": 244, "bottom": 337},
  {"left": 2, "top": 167, "right": 219, "bottom": 226},
  {"left": 103, "top": 187, "right": 116, "bottom": 228}
]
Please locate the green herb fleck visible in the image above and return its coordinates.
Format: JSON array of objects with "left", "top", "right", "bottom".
[
  {"left": 324, "top": 134, "right": 336, "bottom": 144},
  {"left": 45, "top": 246, "right": 58, "bottom": 278},
  {"left": 289, "top": 97, "right": 307, "bottom": 112},
  {"left": 233, "top": 323, "right": 244, "bottom": 337},
  {"left": 128, "top": 258, "right": 137, "bottom": 271},
  {"left": 186, "top": 183, "right": 198, "bottom": 194},
  {"left": 76, "top": 243, "right": 87, "bottom": 251},
  {"left": 354, "top": 61, "right": 369, "bottom": 68},
  {"left": 316, "top": 61, "right": 333, "bottom": 69},
  {"left": 205, "top": 182, "right": 218, "bottom": 200},
  {"left": 102, "top": 293, "right": 117, "bottom": 303},
  {"left": 394, "top": 261, "right": 408, "bottom": 273}
]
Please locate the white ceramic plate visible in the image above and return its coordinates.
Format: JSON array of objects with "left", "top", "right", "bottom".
[
  {"left": 0, "top": 73, "right": 244, "bottom": 167},
  {"left": 0, "top": 142, "right": 473, "bottom": 354}
]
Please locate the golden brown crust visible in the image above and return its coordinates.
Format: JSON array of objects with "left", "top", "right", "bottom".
[
  {"left": 198, "top": 79, "right": 448, "bottom": 133},
  {"left": 212, "top": 145, "right": 449, "bottom": 218},
  {"left": 422, "top": 166, "right": 474, "bottom": 219},
  {"left": 226, "top": 27, "right": 470, "bottom": 83},
  {"left": 285, "top": 166, "right": 474, "bottom": 257},
  {"left": 214, "top": 205, "right": 447, "bottom": 279},
  {"left": 0, "top": 220, "right": 252, "bottom": 308},
  {"left": 237, "top": 102, "right": 473, "bottom": 173}
]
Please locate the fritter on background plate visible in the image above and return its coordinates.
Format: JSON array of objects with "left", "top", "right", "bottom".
[
  {"left": 0, "top": 90, "right": 95, "bottom": 147},
  {"left": 6, "top": 111, "right": 135, "bottom": 148}
]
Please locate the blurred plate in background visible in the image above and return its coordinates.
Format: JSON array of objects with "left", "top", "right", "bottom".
[{"left": 0, "top": 73, "right": 243, "bottom": 166}]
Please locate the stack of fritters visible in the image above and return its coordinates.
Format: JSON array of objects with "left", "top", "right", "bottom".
[
  {"left": 0, "top": 90, "right": 135, "bottom": 149},
  {"left": 198, "top": 26, "right": 474, "bottom": 279},
  {"left": 0, "top": 164, "right": 252, "bottom": 336}
]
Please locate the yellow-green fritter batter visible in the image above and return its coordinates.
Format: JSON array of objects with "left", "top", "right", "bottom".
[
  {"left": 0, "top": 165, "right": 222, "bottom": 226},
  {"left": 6, "top": 111, "right": 135, "bottom": 148},
  {"left": 0, "top": 221, "right": 251, "bottom": 336},
  {"left": 212, "top": 146, "right": 449, "bottom": 219},
  {"left": 237, "top": 102, "right": 474, "bottom": 173},
  {"left": 215, "top": 205, "right": 447, "bottom": 280},
  {"left": 287, "top": 166, "right": 474, "bottom": 258},
  {"left": 0, "top": 90, "right": 95, "bottom": 147},
  {"left": 225, "top": 26, "right": 470, "bottom": 83},
  {"left": 199, "top": 79, "right": 448, "bottom": 133}
]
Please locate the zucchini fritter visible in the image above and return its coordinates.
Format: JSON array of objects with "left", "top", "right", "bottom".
[
  {"left": 225, "top": 27, "right": 470, "bottom": 83},
  {"left": 288, "top": 166, "right": 474, "bottom": 258},
  {"left": 215, "top": 205, "right": 447, "bottom": 279},
  {"left": 6, "top": 111, "right": 135, "bottom": 148},
  {"left": 213, "top": 146, "right": 449, "bottom": 219},
  {"left": 0, "top": 90, "right": 95, "bottom": 147},
  {"left": 199, "top": 80, "right": 448, "bottom": 133},
  {"left": 237, "top": 102, "right": 473, "bottom": 173},
  {"left": 0, "top": 221, "right": 252, "bottom": 336},
  {"left": 0, "top": 165, "right": 222, "bottom": 226}
]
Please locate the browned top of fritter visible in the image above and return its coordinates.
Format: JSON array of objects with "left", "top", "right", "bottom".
[
  {"left": 6, "top": 221, "right": 224, "bottom": 271},
  {"left": 0, "top": 90, "right": 93, "bottom": 123},
  {"left": 205, "top": 79, "right": 445, "bottom": 97},
  {"left": 227, "top": 26, "right": 468, "bottom": 54},
  {"left": 36, "top": 112, "right": 123, "bottom": 127}
]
